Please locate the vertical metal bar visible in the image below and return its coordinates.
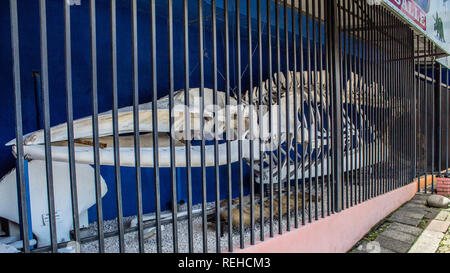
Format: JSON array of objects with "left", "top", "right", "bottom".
[
  {"left": 305, "top": 0, "right": 312, "bottom": 222},
  {"left": 318, "top": 0, "right": 325, "bottom": 216},
  {"left": 370, "top": 4, "right": 375, "bottom": 197},
  {"left": 429, "top": 41, "right": 436, "bottom": 193},
  {"left": 197, "top": 0, "right": 208, "bottom": 253},
  {"left": 292, "top": 0, "right": 300, "bottom": 225},
  {"left": 415, "top": 35, "right": 419, "bottom": 190},
  {"left": 275, "top": 0, "right": 283, "bottom": 234},
  {"left": 431, "top": 50, "right": 436, "bottom": 193},
  {"left": 64, "top": 0, "right": 80, "bottom": 247},
  {"left": 325, "top": 0, "right": 334, "bottom": 213},
  {"left": 357, "top": 0, "right": 363, "bottom": 202},
  {"left": 363, "top": 0, "right": 369, "bottom": 198},
  {"left": 131, "top": 0, "right": 144, "bottom": 253},
  {"left": 235, "top": 0, "right": 245, "bottom": 249},
  {"left": 150, "top": 0, "right": 162, "bottom": 253},
  {"left": 257, "top": 0, "right": 265, "bottom": 239},
  {"left": 283, "top": 0, "right": 291, "bottom": 229},
  {"left": 327, "top": 0, "right": 343, "bottom": 213},
  {"left": 312, "top": 0, "right": 319, "bottom": 218},
  {"left": 342, "top": 0, "right": 349, "bottom": 208},
  {"left": 337, "top": 0, "right": 344, "bottom": 209},
  {"left": 445, "top": 67, "right": 450, "bottom": 174},
  {"left": 351, "top": 0, "right": 358, "bottom": 203},
  {"left": 299, "top": 0, "right": 307, "bottom": 223},
  {"left": 9, "top": 0, "right": 31, "bottom": 253},
  {"left": 224, "top": 0, "right": 233, "bottom": 253},
  {"left": 211, "top": 0, "right": 221, "bottom": 253},
  {"left": 247, "top": 0, "right": 256, "bottom": 244},
  {"left": 183, "top": 0, "right": 194, "bottom": 253},
  {"left": 167, "top": 0, "right": 178, "bottom": 254},
  {"left": 39, "top": 0, "right": 58, "bottom": 253},
  {"left": 346, "top": 0, "right": 353, "bottom": 205},
  {"left": 266, "top": 0, "right": 274, "bottom": 236},
  {"left": 383, "top": 9, "right": 388, "bottom": 194},
  {"left": 110, "top": 0, "right": 125, "bottom": 253},
  {"left": 423, "top": 37, "right": 428, "bottom": 193}
]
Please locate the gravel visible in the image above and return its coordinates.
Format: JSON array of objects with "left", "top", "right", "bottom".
[{"left": 79, "top": 182, "right": 367, "bottom": 253}]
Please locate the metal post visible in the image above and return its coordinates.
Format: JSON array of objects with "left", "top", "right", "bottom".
[{"left": 326, "top": 0, "right": 343, "bottom": 212}]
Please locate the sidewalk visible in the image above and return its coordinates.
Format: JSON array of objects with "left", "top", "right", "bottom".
[{"left": 350, "top": 193, "right": 450, "bottom": 253}]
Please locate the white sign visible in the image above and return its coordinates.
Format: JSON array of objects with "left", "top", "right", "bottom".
[{"left": 383, "top": 0, "right": 450, "bottom": 68}]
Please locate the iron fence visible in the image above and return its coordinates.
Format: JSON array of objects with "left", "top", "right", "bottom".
[{"left": 1, "top": 0, "right": 448, "bottom": 253}]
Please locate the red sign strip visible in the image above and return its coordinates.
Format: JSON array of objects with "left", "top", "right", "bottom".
[{"left": 387, "top": 0, "right": 427, "bottom": 31}]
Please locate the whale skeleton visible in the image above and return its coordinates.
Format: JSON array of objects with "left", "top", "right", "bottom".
[{"left": 6, "top": 70, "right": 386, "bottom": 184}]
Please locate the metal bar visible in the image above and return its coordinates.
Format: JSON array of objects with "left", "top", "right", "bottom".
[
  {"left": 416, "top": 35, "right": 420, "bottom": 191},
  {"left": 247, "top": 0, "right": 256, "bottom": 244},
  {"left": 305, "top": 0, "right": 312, "bottom": 222},
  {"left": 339, "top": 0, "right": 345, "bottom": 208},
  {"left": 275, "top": 0, "right": 283, "bottom": 234},
  {"left": 267, "top": 0, "right": 274, "bottom": 236},
  {"left": 131, "top": 0, "right": 144, "bottom": 253},
  {"left": 363, "top": 0, "right": 368, "bottom": 199},
  {"left": 150, "top": 0, "right": 162, "bottom": 253},
  {"left": 9, "top": 0, "right": 31, "bottom": 253},
  {"left": 299, "top": 0, "right": 307, "bottom": 223},
  {"left": 224, "top": 0, "right": 233, "bottom": 253},
  {"left": 445, "top": 67, "right": 450, "bottom": 177},
  {"left": 383, "top": 9, "right": 388, "bottom": 194},
  {"left": 292, "top": 0, "right": 299, "bottom": 225},
  {"left": 110, "top": 0, "right": 125, "bottom": 253},
  {"left": 167, "top": 0, "right": 178, "bottom": 254},
  {"left": 370, "top": 4, "right": 375, "bottom": 197},
  {"left": 257, "top": 0, "right": 265, "bottom": 239},
  {"left": 429, "top": 41, "right": 436, "bottom": 193},
  {"left": 346, "top": 0, "right": 353, "bottom": 205},
  {"left": 197, "top": 0, "right": 208, "bottom": 253},
  {"left": 319, "top": 0, "right": 325, "bottom": 216},
  {"left": 351, "top": 0, "right": 358, "bottom": 202},
  {"left": 327, "top": 0, "right": 343, "bottom": 213},
  {"left": 423, "top": 37, "right": 428, "bottom": 193},
  {"left": 325, "top": 0, "right": 334, "bottom": 213},
  {"left": 312, "top": 0, "right": 319, "bottom": 218},
  {"left": 211, "top": 0, "right": 221, "bottom": 253},
  {"left": 39, "top": 0, "right": 58, "bottom": 253},
  {"left": 63, "top": 0, "right": 80, "bottom": 248},
  {"left": 183, "top": 0, "right": 194, "bottom": 253},
  {"left": 235, "top": 0, "right": 245, "bottom": 249},
  {"left": 341, "top": 0, "right": 350, "bottom": 208},
  {"left": 283, "top": 0, "right": 291, "bottom": 229},
  {"left": 358, "top": 0, "right": 364, "bottom": 201}
]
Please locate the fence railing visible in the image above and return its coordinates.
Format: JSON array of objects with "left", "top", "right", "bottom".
[{"left": 1, "top": 0, "right": 448, "bottom": 253}]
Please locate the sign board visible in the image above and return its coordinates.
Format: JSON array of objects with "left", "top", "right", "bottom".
[{"left": 383, "top": 0, "right": 450, "bottom": 68}]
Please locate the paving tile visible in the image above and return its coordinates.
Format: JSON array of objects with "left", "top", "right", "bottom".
[
  {"left": 387, "top": 222, "right": 422, "bottom": 236},
  {"left": 387, "top": 214, "right": 422, "bottom": 227},
  {"left": 409, "top": 199, "right": 427, "bottom": 205},
  {"left": 391, "top": 210, "right": 425, "bottom": 220},
  {"left": 352, "top": 241, "right": 396, "bottom": 253},
  {"left": 425, "top": 220, "right": 450, "bottom": 233},
  {"left": 435, "top": 211, "right": 450, "bottom": 222},
  {"left": 379, "top": 229, "right": 416, "bottom": 244},
  {"left": 402, "top": 203, "right": 427, "bottom": 210},
  {"left": 424, "top": 210, "right": 440, "bottom": 220},
  {"left": 412, "top": 194, "right": 430, "bottom": 201},
  {"left": 408, "top": 230, "right": 444, "bottom": 253},
  {"left": 375, "top": 235, "right": 411, "bottom": 253}
]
